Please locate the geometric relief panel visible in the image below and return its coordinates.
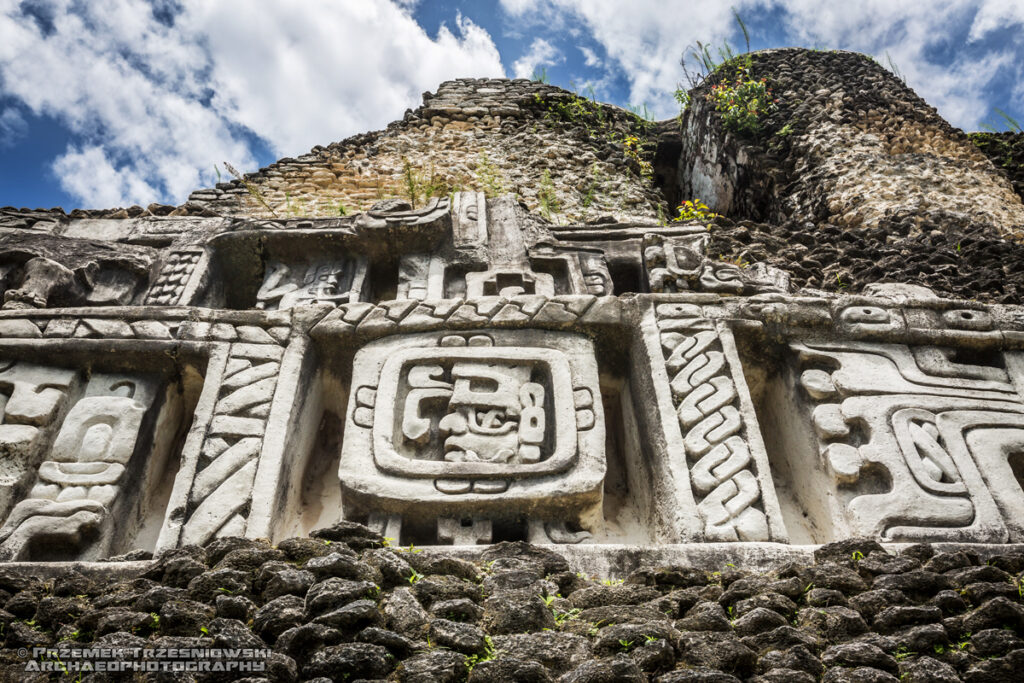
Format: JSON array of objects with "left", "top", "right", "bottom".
[
  {"left": 337, "top": 329, "right": 605, "bottom": 546},
  {"left": 0, "top": 358, "right": 183, "bottom": 561},
  {"left": 653, "top": 304, "right": 787, "bottom": 544},
  {"left": 791, "top": 341, "right": 1024, "bottom": 543}
]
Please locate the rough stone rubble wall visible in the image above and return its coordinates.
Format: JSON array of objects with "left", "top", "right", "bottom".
[
  {"left": 180, "top": 78, "right": 667, "bottom": 224},
  {"left": 680, "top": 49, "right": 1024, "bottom": 237},
  {"left": 677, "top": 49, "right": 1024, "bottom": 303},
  {"left": 3, "top": 530, "right": 1024, "bottom": 682},
  {"left": 972, "top": 131, "right": 1024, "bottom": 203}
]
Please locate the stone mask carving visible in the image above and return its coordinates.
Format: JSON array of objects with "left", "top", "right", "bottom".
[{"left": 402, "top": 361, "right": 546, "bottom": 465}]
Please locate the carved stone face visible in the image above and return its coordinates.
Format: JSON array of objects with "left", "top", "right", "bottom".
[
  {"left": 341, "top": 331, "right": 605, "bottom": 513},
  {"left": 436, "top": 362, "right": 544, "bottom": 464},
  {"left": 307, "top": 263, "right": 344, "bottom": 301}
]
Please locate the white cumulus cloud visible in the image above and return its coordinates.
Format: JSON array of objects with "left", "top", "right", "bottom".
[
  {"left": 512, "top": 37, "right": 562, "bottom": 79},
  {"left": 580, "top": 46, "right": 602, "bottom": 68},
  {"left": 0, "top": 0, "right": 504, "bottom": 208},
  {"left": 0, "top": 106, "right": 27, "bottom": 146}
]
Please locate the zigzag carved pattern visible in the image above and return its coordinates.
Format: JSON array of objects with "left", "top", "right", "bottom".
[{"left": 181, "top": 343, "right": 282, "bottom": 545}]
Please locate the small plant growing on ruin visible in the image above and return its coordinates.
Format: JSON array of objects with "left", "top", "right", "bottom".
[
  {"left": 894, "top": 645, "right": 914, "bottom": 661},
  {"left": 884, "top": 51, "right": 906, "bottom": 85},
  {"left": 675, "top": 8, "right": 752, "bottom": 114},
  {"left": 538, "top": 169, "right": 560, "bottom": 220},
  {"left": 554, "top": 607, "right": 581, "bottom": 625},
  {"left": 623, "top": 135, "right": 654, "bottom": 180},
  {"left": 990, "top": 108, "right": 1023, "bottom": 133},
  {"left": 674, "top": 199, "right": 718, "bottom": 222},
  {"left": 465, "top": 636, "right": 496, "bottom": 672},
  {"left": 402, "top": 157, "right": 421, "bottom": 208},
  {"left": 718, "top": 254, "right": 748, "bottom": 268},
  {"left": 224, "top": 161, "right": 277, "bottom": 216},
  {"left": 474, "top": 152, "right": 505, "bottom": 197},
  {"left": 618, "top": 639, "right": 635, "bottom": 651},
  {"left": 581, "top": 162, "right": 603, "bottom": 208},
  {"left": 707, "top": 65, "right": 777, "bottom": 137}
]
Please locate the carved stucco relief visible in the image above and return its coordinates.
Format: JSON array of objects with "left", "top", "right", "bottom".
[
  {"left": 795, "top": 341, "right": 1024, "bottom": 542},
  {"left": 256, "top": 257, "right": 367, "bottom": 310},
  {"left": 0, "top": 373, "right": 157, "bottom": 560},
  {"left": 339, "top": 329, "right": 604, "bottom": 545},
  {"left": 0, "top": 362, "right": 76, "bottom": 516},
  {"left": 181, "top": 343, "right": 283, "bottom": 546},
  {"left": 652, "top": 303, "right": 787, "bottom": 543},
  {"left": 146, "top": 248, "right": 205, "bottom": 306}
]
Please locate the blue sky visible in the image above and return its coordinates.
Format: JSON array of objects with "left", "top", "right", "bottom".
[{"left": 1, "top": 0, "right": 1022, "bottom": 210}]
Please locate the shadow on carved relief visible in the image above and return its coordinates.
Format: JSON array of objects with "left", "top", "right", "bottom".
[
  {"left": 0, "top": 234, "right": 155, "bottom": 308},
  {"left": 269, "top": 323, "right": 660, "bottom": 546},
  {"left": 737, "top": 329, "right": 1024, "bottom": 545},
  {"left": 0, "top": 346, "right": 203, "bottom": 561}
]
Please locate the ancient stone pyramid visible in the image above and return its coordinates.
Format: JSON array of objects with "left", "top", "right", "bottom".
[{"left": 1, "top": 48, "right": 1024, "bottom": 681}]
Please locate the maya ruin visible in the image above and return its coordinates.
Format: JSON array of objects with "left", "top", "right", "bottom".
[{"left": 2, "top": 48, "right": 1024, "bottom": 682}]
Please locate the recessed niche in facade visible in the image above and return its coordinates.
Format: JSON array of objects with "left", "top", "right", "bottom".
[
  {"left": 271, "top": 326, "right": 661, "bottom": 546},
  {"left": 0, "top": 347, "right": 199, "bottom": 561}
]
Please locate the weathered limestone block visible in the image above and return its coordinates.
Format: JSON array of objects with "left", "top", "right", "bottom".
[
  {"left": 0, "top": 234, "right": 155, "bottom": 307},
  {"left": 2, "top": 257, "right": 73, "bottom": 309},
  {"left": 0, "top": 372, "right": 158, "bottom": 561},
  {"left": 0, "top": 361, "right": 76, "bottom": 516},
  {"left": 643, "top": 231, "right": 789, "bottom": 295},
  {"left": 181, "top": 343, "right": 284, "bottom": 546}
]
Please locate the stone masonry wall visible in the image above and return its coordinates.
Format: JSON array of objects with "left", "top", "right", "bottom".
[
  {"left": 971, "top": 131, "right": 1024, "bottom": 203},
  {"left": 3, "top": 525, "right": 1024, "bottom": 682},
  {"left": 680, "top": 49, "right": 1024, "bottom": 237},
  {"left": 182, "top": 79, "right": 667, "bottom": 225},
  {"left": 678, "top": 49, "right": 1024, "bottom": 302}
]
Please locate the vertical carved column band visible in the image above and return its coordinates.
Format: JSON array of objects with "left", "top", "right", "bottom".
[
  {"left": 653, "top": 303, "right": 786, "bottom": 542},
  {"left": 181, "top": 342, "right": 283, "bottom": 545}
]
